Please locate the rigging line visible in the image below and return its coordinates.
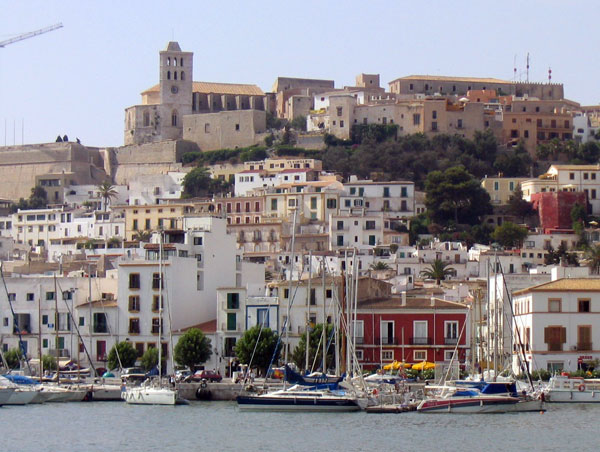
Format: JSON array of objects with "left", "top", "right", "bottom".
[
  {"left": 496, "top": 260, "right": 535, "bottom": 391},
  {"left": 55, "top": 279, "right": 97, "bottom": 375},
  {"left": 441, "top": 306, "right": 469, "bottom": 385},
  {"left": 0, "top": 263, "right": 32, "bottom": 375},
  {"left": 239, "top": 318, "right": 266, "bottom": 392}
]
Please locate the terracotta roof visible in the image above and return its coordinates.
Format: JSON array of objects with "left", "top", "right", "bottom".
[
  {"left": 513, "top": 278, "right": 600, "bottom": 295},
  {"left": 142, "top": 81, "right": 264, "bottom": 96},
  {"left": 390, "top": 75, "right": 510, "bottom": 84},
  {"left": 279, "top": 168, "right": 312, "bottom": 174},
  {"left": 176, "top": 319, "right": 217, "bottom": 334},
  {"left": 357, "top": 296, "right": 467, "bottom": 310}
]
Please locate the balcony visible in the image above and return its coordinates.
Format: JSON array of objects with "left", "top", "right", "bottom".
[
  {"left": 375, "top": 336, "right": 398, "bottom": 345},
  {"left": 410, "top": 336, "right": 431, "bottom": 345},
  {"left": 547, "top": 343, "right": 562, "bottom": 352},
  {"left": 221, "top": 322, "right": 241, "bottom": 333},
  {"left": 577, "top": 342, "right": 592, "bottom": 351},
  {"left": 444, "top": 337, "right": 459, "bottom": 345}
]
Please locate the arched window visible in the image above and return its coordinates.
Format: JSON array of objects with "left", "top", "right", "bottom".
[
  {"left": 174, "top": 71, "right": 177, "bottom": 80},
  {"left": 180, "top": 57, "right": 183, "bottom": 66},
  {"left": 173, "top": 58, "right": 177, "bottom": 67},
  {"left": 171, "top": 110, "right": 178, "bottom": 127},
  {"left": 167, "top": 71, "right": 171, "bottom": 80},
  {"left": 143, "top": 111, "right": 150, "bottom": 127},
  {"left": 181, "top": 71, "right": 185, "bottom": 81},
  {"left": 167, "top": 57, "right": 170, "bottom": 66}
]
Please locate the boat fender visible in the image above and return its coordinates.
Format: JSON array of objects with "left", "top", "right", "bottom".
[{"left": 578, "top": 384, "right": 586, "bottom": 392}]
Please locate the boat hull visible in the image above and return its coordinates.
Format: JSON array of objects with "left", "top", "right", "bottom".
[
  {"left": 123, "top": 387, "right": 177, "bottom": 405},
  {"left": 236, "top": 395, "right": 361, "bottom": 412},
  {"left": 417, "top": 396, "right": 545, "bottom": 413},
  {"left": 546, "top": 390, "right": 600, "bottom": 403}
]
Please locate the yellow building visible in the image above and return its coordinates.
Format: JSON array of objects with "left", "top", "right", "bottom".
[
  {"left": 263, "top": 181, "right": 342, "bottom": 222},
  {"left": 481, "top": 177, "right": 529, "bottom": 205}
]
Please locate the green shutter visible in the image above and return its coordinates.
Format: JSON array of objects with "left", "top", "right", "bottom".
[{"left": 227, "top": 313, "right": 236, "bottom": 331}]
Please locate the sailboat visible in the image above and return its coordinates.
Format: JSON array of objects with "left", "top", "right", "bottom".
[{"left": 123, "top": 232, "right": 179, "bottom": 405}]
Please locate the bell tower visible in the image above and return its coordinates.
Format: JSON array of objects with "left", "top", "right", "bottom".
[{"left": 158, "top": 42, "right": 193, "bottom": 140}]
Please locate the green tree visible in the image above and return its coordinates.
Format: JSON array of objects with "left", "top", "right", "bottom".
[
  {"left": 107, "top": 341, "right": 138, "bottom": 370},
  {"left": 289, "top": 115, "right": 307, "bottom": 132},
  {"left": 97, "top": 180, "right": 118, "bottom": 210},
  {"left": 425, "top": 166, "right": 492, "bottom": 226},
  {"left": 420, "top": 259, "right": 455, "bottom": 285},
  {"left": 493, "top": 142, "right": 532, "bottom": 177},
  {"left": 141, "top": 347, "right": 165, "bottom": 373},
  {"left": 234, "top": 325, "right": 280, "bottom": 375},
  {"left": 507, "top": 184, "right": 535, "bottom": 223},
  {"left": 133, "top": 230, "right": 152, "bottom": 242},
  {"left": 174, "top": 328, "right": 212, "bottom": 372},
  {"left": 182, "top": 167, "right": 212, "bottom": 198},
  {"left": 491, "top": 222, "right": 529, "bottom": 248},
  {"left": 291, "top": 323, "right": 335, "bottom": 371},
  {"left": 585, "top": 244, "right": 600, "bottom": 274},
  {"left": 42, "top": 354, "right": 57, "bottom": 371},
  {"left": 4, "top": 348, "right": 22, "bottom": 369}
]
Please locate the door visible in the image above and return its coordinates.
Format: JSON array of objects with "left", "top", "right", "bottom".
[
  {"left": 381, "top": 320, "right": 394, "bottom": 345},
  {"left": 97, "top": 340, "right": 106, "bottom": 361},
  {"left": 413, "top": 321, "right": 428, "bottom": 345}
]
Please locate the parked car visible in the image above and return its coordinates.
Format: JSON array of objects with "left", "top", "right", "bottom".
[
  {"left": 188, "top": 370, "right": 222, "bottom": 382},
  {"left": 121, "top": 367, "right": 147, "bottom": 383}
]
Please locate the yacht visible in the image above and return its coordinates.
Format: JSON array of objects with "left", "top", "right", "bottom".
[{"left": 544, "top": 375, "right": 600, "bottom": 403}]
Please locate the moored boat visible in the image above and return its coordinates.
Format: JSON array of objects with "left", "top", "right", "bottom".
[{"left": 544, "top": 375, "right": 600, "bottom": 402}]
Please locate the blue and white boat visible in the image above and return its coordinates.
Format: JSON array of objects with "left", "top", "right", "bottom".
[{"left": 237, "top": 385, "right": 364, "bottom": 412}]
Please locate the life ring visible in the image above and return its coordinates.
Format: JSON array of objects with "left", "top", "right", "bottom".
[
  {"left": 578, "top": 384, "right": 586, "bottom": 392},
  {"left": 372, "top": 388, "right": 378, "bottom": 396}
]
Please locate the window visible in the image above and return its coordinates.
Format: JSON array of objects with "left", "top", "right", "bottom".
[
  {"left": 578, "top": 325, "right": 592, "bottom": 350},
  {"left": 365, "top": 220, "right": 376, "bottom": 230},
  {"left": 129, "top": 318, "right": 140, "bottom": 334},
  {"left": 288, "top": 199, "right": 296, "bottom": 207},
  {"left": 445, "top": 321, "right": 459, "bottom": 345},
  {"left": 340, "top": 120, "right": 344, "bottom": 128},
  {"left": 457, "top": 119, "right": 463, "bottom": 128},
  {"left": 283, "top": 288, "right": 289, "bottom": 299},
  {"left": 413, "top": 114, "right": 420, "bottom": 125},
  {"left": 132, "top": 219, "right": 138, "bottom": 231},
  {"left": 171, "top": 110, "right": 178, "bottom": 127},
  {"left": 432, "top": 110, "right": 437, "bottom": 119},
  {"left": 569, "top": 173, "right": 575, "bottom": 180},
  {"left": 205, "top": 123, "right": 210, "bottom": 133},
  {"left": 152, "top": 295, "right": 163, "bottom": 312},
  {"left": 193, "top": 236, "right": 203, "bottom": 245},
  {"left": 326, "top": 199, "right": 337, "bottom": 209},
  {"left": 152, "top": 273, "right": 163, "bottom": 290},
  {"left": 151, "top": 318, "right": 163, "bottom": 334},
  {"left": 381, "top": 320, "right": 394, "bottom": 345},
  {"left": 310, "top": 197, "right": 317, "bottom": 209},
  {"left": 337, "top": 106, "right": 343, "bottom": 117},
  {"left": 414, "top": 350, "right": 426, "bottom": 361},
  {"left": 431, "top": 122, "right": 437, "bottom": 131},
  {"left": 309, "top": 288, "right": 316, "bottom": 305},
  {"left": 548, "top": 298, "right": 561, "bottom": 313},
  {"left": 129, "top": 273, "right": 140, "bottom": 289},
  {"left": 381, "top": 350, "right": 393, "bottom": 361},
  {"left": 444, "top": 350, "right": 456, "bottom": 361},
  {"left": 46, "top": 291, "right": 55, "bottom": 301},
  {"left": 544, "top": 326, "right": 565, "bottom": 351},
  {"left": 257, "top": 308, "right": 269, "bottom": 327},
  {"left": 134, "top": 343, "right": 144, "bottom": 357},
  {"left": 93, "top": 313, "right": 108, "bottom": 333},
  {"left": 7, "top": 293, "right": 15, "bottom": 301},
  {"left": 227, "top": 293, "right": 240, "bottom": 310},
  {"left": 128, "top": 296, "right": 140, "bottom": 312},
  {"left": 401, "top": 186, "right": 407, "bottom": 197},
  {"left": 26, "top": 293, "right": 34, "bottom": 301},
  {"left": 326, "top": 289, "right": 332, "bottom": 299},
  {"left": 413, "top": 321, "right": 428, "bottom": 344},
  {"left": 271, "top": 199, "right": 277, "bottom": 210},
  {"left": 226, "top": 313, "right": 236, "bottom": 331},
  {"left": 578, "top": 299, "right": 591, "bottom": 313}
]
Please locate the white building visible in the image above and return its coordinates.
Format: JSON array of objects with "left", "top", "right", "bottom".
[
  {"left": 340, "top": 179, "right": 415, "bottom": 218},
  {"left": 64, "top": 184, "right": 128, "bottom": 210},
  {"left": 511, "top": 278, "right": 600, "bottom": 374},
  {"left": 128, "top": 172, "right": 186, "bottom": 206}
]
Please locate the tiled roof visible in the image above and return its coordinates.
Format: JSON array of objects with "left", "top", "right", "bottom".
[
  {"left": 390, "top": 75, "right": 510, "bottom": 84},
  {"left": 513, "top": 278, "right": 600, "bottom": 295},
  {"left": 357, "top": 296, "right": 467, "bottom": 310},
  {"left": 142, "top": 81, "right": 264, "bottom": 96}
]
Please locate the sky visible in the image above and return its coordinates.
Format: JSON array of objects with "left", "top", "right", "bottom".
[{"left": 0, "top": 0, "right": 599, "bottom": 148}]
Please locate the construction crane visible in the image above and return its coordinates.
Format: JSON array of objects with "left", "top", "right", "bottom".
[{"left": 0, "top": 22, "right": 63, "bottom": 48}]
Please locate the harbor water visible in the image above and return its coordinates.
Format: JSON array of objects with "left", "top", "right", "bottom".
[{"left": 0, "top": 401, "right": 597, "bottom": 452}]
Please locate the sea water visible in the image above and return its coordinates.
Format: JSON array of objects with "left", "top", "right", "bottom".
[{"left": 0, "top": 401, "right": 596, "bottom": 452}]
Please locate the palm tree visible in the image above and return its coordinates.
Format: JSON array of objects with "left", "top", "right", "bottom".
[
  {"left": 133, "top": 230, "right": 152, "bottom": 243},
  {"left": 420, "top": 259, "right": 455, "bottom": 285},
  {"left": 97, "top": 180, "right": 118, "bottom": 210},
  {"left": 585, "top": 245, "right": 600, "bottom": 275},
  {"left": 370, "top": 261, "right": 391, "bottom": 271}
]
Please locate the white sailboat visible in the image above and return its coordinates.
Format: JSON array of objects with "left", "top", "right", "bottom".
[{"left": 124, "top": 232, "right": 179, "bottom": 405}]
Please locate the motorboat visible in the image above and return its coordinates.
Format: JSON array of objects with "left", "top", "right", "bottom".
[
  {"left": 236, "top": 384, "right": 364, "bottom": 412},
  {"left": 40, "top": 384, "right": 87, "bottom": 402},
  {"left": 544, "top": 375, "right": 600, "bottom": 403},
  {"left": 122, "top": 378, "right": 181, "bottom": 405},
  {"left": 417, "top": 381, "right": 545, "bottom": 413},
  {"left": 0, "top": 387, "right": 15, "bottom": 405}
]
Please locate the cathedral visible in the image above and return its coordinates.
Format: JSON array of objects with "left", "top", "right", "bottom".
[{"left": 124, "top": 42, "right": 270, "bottom": 149}]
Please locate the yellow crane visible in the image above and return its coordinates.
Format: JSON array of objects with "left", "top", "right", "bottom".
[{"left": 0, "top": 22, "right": 63, "bottom": 48}]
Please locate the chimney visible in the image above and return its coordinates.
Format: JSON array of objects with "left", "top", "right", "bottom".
[
  {"left": 431, "top": 296, "right": 436, "bottom": 306},
  {"left": 401, "top": 291, "right": 406, "bottom": 307}
]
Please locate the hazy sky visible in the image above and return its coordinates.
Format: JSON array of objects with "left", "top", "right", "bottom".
[{"left": 1, "top": 0, "right": 598, "bottom": 148}]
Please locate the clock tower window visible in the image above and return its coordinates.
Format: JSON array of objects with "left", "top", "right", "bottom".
[
  {"left": 174, "top": 71, "right": 177, "bottom": 80},
  {"left": 171, "top": 110, "right": 178, "bottom": 127},
  {"left": 181, "top": 71, "right": 185, "bottom": 81},
  {"left": 167, "top": 71, "right": 171, "bottom": 80}
]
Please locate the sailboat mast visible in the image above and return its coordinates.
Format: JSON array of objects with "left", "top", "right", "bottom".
[
  {"left": 322, "top": 259, "right": 326, "bottom": 374},
  {"left": 305, "top": 251, "right": 311, "bottom": 372},
  {"left": 54, "top": 273, "right": 59, "bottom": 384},
  {"left": 158, "top": 232, "right": 163, "bottom": 377},
  {"left": 38, "top": 284, "right": 43, "bottom": 379},
  {"left": 284, "top": 209, "right": 297, "bottom": 367}
]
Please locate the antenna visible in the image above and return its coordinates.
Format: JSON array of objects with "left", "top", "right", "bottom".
[
  {"left": 513, "top": 54, "right": 517, "bottom": 81},
  {"left": 526, "top": 53, "right": 530, "bottom": 83},
  {"left": 548, "top": 67, "right": 552, "bottom": 83}
]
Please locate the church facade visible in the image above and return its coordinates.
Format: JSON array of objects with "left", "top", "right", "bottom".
[{"left": 124, "top": 42, "right": 270, "bottom": 149}]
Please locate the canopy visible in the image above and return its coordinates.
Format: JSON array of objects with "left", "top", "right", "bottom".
[
  {"left": 412, "top": 361, "right": 436, "bottom": 371},
  {"left": 383, "top": 361, "right": 412, "bottom": 371}
]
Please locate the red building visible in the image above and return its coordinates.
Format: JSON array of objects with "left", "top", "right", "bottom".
[
  {"left": 531, "top": 191, "right": 587, "bottom": 233},
  {"left": 355, "top": 295, "right": 469, "bottom": 370}
]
